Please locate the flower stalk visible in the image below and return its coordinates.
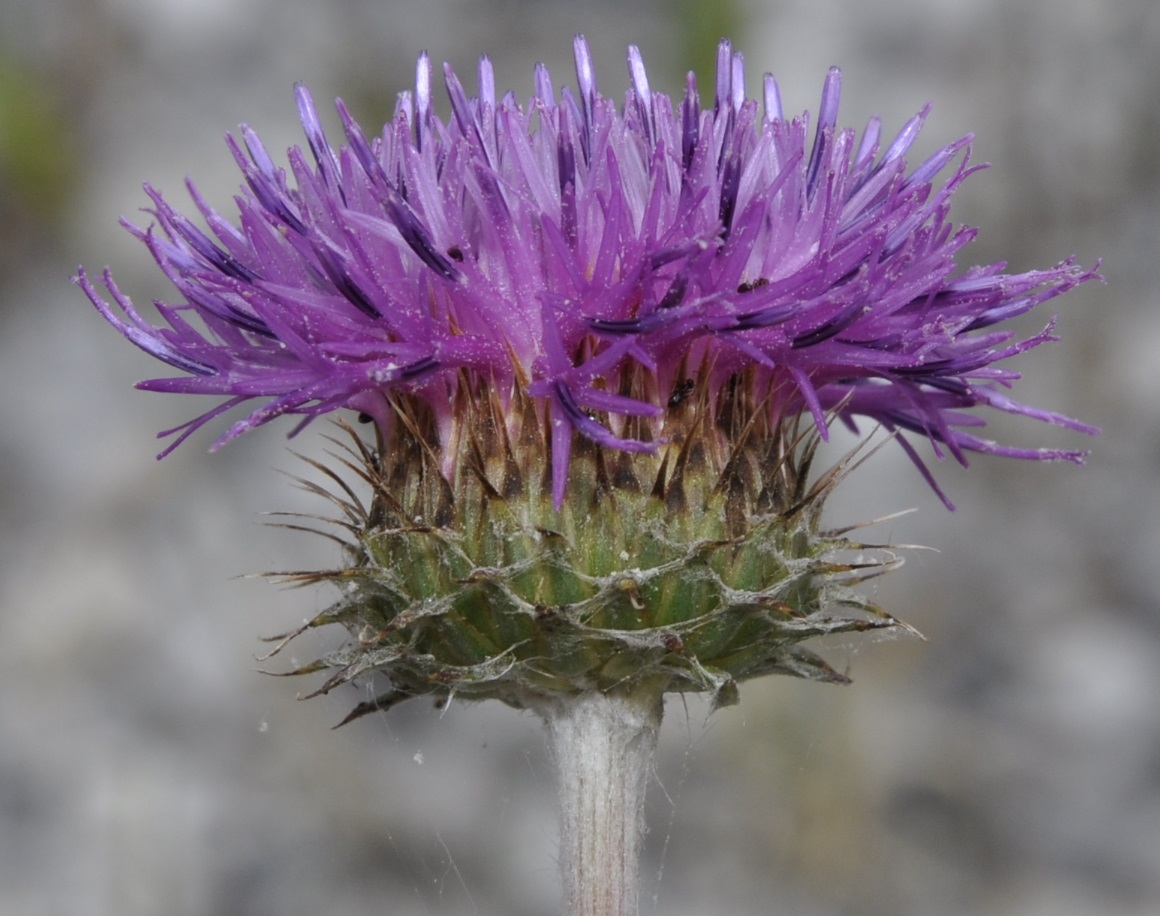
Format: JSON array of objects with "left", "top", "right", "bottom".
[{"left": 542, "top": 690, "right": 662, "bottom": 916}]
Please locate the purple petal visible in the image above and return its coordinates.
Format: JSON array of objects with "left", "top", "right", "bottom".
[{"left": 80, "top": 41, "right": 1097, "bottom": 508}]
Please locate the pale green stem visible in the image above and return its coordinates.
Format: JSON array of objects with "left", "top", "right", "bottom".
[{"left": 541, "top": 690, "right": 663, "bottom": 916}]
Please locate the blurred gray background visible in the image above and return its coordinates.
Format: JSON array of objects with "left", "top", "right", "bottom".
[{"left": 1, "top": 0, "right": 1156, "bottom": 914}]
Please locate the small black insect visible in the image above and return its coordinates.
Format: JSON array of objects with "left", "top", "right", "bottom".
[
  {"left": 668, "top": 378, "right": 695, "bottom": 408},
  {"left": 736, "top": 277, "right": 769, "bottom": 293},
  {"left": 446, "top": 245, "right": 465, "bottom": 262}
]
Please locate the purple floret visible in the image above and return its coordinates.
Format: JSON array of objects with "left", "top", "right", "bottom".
[{"left": 77, "top": 37, "right": 1098, "bottom": 507}]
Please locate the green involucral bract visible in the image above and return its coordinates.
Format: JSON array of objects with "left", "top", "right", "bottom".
[{"left": 265, "top": 370, "right": 908, "bottom": 723}]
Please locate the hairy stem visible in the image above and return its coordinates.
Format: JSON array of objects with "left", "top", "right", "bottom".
[{"left": 542, "top": 690, "right": 663, "bottom": 916}]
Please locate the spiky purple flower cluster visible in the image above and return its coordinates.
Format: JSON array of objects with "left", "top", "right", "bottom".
[{"left": 78, "top": 37, "right": 1096, "bottom": 507}]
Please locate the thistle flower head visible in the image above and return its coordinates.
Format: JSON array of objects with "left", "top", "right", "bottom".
[
  {"left": 78, "top": 37, "right": 1096, "bottom": 508},
  {"left": 79, "top": 39, "right": 1097, "bottom": 714}
]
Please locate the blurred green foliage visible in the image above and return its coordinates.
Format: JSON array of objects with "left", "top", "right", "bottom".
[
  {"left": 675, "top": 0, "right": 744, "bottom": 89},
  {"left": 0, "top": 56, "right": 78, "bottom": 251}
]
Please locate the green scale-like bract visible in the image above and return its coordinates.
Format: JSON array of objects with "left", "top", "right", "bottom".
[{"left": 268, "top": 374, "right": 905, "bottom": 723}]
